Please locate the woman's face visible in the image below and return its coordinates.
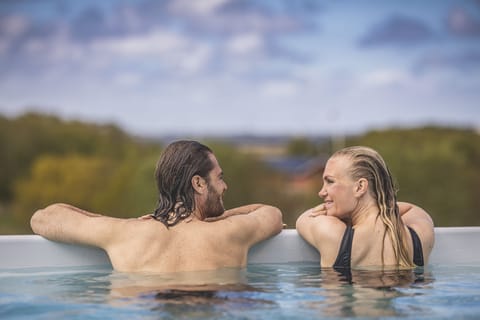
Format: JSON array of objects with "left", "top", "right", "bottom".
[{"left": 318, "top": 156, "right": 359, "bottom": 219}]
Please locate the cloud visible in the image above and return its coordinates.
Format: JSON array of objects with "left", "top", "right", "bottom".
[
  {"left": 415, "top": 50, "right": 480, "bottom": 72},
  {"left": 219, "top": 0, "right": 323, "bottom": 16},
  {"left": 226, "top": 32, "right": 263, "bottom": 55},
  {"left": 0, "top": 0, "right": 319, "bottom": 81},
  {"left": 91, "top": 29, "right": 188, "bottom": 56},
  {"left": 361, "top": 69, "right": 411, "bottom": 88},
  {"left": 0, "top": 14, "right": 29, "bottom": 56},
  {"left": 89, "top": 29, "right": 214, "bottom": 75},
  {"left": 260, "top": 80, "right": 299, "bottom": 98},
  {"left": 359, "top": 14, "right": 434, "bottom": 47},
  {"left": 130, "top": 0, "right": 320, "bottom": 36},
  {"left": 168, "top": 0, "right": 230, "bottom": 16},
  {"left": 112, "top": 72, "right": 143, "bottom": 87},
  {"left": 171, "top": 5, "right": 307, "bottom": 37},
  {"left": 177, "top": 44, "right": 213, "bottom": 74},
  {"left": 447, "top": 7, "right": 480, "bottom": 36},
  {"left": 0, "top": 14, "right": 29, "bottom": 38},
  {"left": 70, "top": 6, "right": 110, "bottom": 40}
]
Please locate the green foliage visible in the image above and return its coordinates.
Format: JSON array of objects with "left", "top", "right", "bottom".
[
  {"left": 347, "top": 126, "right": 480, "bottom": 227},
  {"left": 208, "top": 141, "right": 274, "bottom": 205},
  {"left": 202, "top": 140, "right": 310, "bottom": 227},
  {"left": 12, "top": 152, "right": 160, "bottom": 230},
  {"left": 0, "top": 112, "right": 137, "bottom": 202},
  {"left": 286, "top": 137, "right": 320, "bottom": 156},
  {"left": 13, "top": 155, "right": 115, "bottom": 219},
  {"left": 0, "top": 112, "right": 162, "bottom": 233},
  {"left": 205, "top": 141, "right": 290, "bottom": 212},
  {"left": 1, "top": 113, "right": 479, "bottom": 233}
]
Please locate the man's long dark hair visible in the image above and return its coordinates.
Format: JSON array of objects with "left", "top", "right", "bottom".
[{"left": 151, "top": 140, "right": 213, "bottom": 227}]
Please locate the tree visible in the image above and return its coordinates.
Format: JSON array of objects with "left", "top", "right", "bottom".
[{"left": 348, "top": 127, "right": 480, "bottom": 226}]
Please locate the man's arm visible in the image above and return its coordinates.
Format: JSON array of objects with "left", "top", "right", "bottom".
[
  {"left": 215, "top": 204, "right": 283, "bottom": 247},
  {"left": 30, "top": 203, "right": 124, "bottom": 249},
  {"left": 204, "top": 204, "right": 264, "bottom": 222}
]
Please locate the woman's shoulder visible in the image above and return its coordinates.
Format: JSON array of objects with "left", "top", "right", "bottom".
[
  {"left": 302, "top": 215, "right": 348, "bottom": 252},
  {"left": 311, "top": 215, "right": 347, "bottom": 235},
  {"left": 310, "top": 216, "right": 349, "bottom": 266}
]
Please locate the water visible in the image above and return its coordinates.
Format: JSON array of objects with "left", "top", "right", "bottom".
[{"left": 1, "top": 262, "right": 480, "bottom": 319}]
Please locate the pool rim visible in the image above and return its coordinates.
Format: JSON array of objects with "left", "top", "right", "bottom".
[{"left": 1, "top": 227, "right": 479, "bottom": 269}]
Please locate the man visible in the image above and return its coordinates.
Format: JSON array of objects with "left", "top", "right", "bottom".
[{"left": 31, "top": 140, "right": 283, "bottom": 273}]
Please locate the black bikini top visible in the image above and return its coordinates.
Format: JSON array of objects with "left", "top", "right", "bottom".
[{"left": 333, "top": 225, "right": 424, "bottom": 269}]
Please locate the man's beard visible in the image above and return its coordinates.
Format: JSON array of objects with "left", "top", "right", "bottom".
[{"left": 202, "top": 184, "right": 225, "bottom": 219}]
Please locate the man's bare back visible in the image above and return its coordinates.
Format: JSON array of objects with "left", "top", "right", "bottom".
[
  {"left": 31, "top": 203, "right": 282, "bottom": 273},
  {"left": 30, "top": 141, "right": 283, "bottom": 273}
]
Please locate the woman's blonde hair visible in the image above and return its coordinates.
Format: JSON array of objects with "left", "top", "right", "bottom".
[{"left": 332, "top": 146, "right": 414, "bottom": 268}]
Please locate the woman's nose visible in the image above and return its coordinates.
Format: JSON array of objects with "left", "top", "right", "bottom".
[{"left": 318, "top": 185, "right": 326, "bottom": 198}]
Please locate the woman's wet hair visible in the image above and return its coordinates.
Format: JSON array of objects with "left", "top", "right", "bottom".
[
  {"left": 152, "top": 140, "right": 213, "bottom": 227},
  {"left": 332, "top": 146, "right": 414, "bottom": 268}
]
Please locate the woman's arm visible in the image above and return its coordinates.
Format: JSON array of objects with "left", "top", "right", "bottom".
[
  {"left": 398, "top": 202, "right": 435, "bottom": 264},
  {"left": 296, "top": 208, "right": 347, "bottom": 267},
  {"left": 398, "top": 202, "right": 434, "bottom": 227}
]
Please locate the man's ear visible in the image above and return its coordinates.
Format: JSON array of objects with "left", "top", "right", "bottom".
[
  {"left": 355, "top": 178, "right": 369, "bottom": 196},
  {"left": 192, "top": 175, "right": 207, "bottom": 194}
]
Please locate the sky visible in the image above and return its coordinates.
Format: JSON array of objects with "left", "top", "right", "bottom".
[{"left": 0, "top": 0, "right": 479, "bottom": 137}]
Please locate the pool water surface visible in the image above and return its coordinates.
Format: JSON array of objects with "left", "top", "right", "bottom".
[{"left": 1, "top": 262, "right": 480, "bottom": 319}]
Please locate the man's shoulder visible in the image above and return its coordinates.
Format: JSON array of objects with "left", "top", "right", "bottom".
[
  {"left": 203, "top": 214, "right": 281, "bottom": 245},
  {"left": 208, "top": 209, "right": 281, "bottom": 231},
  {"left": 107, "top": 218, "right": 170, "bottom": 243}
]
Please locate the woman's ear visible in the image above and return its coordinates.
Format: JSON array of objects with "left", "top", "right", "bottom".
[
  {"left": 355, "top": 178, "right": 369, "bottom": 196},
  {"left": 192, "top": 175, "right": 207, "bottom": 194}
]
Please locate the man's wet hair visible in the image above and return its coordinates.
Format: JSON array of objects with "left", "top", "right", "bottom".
[{"left": 151, "top": 140, "right": 213, "bottom": 227}]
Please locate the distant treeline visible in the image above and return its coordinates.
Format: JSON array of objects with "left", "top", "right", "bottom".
[
  {"left": 1, "top": 112, "right": 479, "bottom": 233},
  {"left": 348, "top": 127, "right": 480, "bottom": 227}
]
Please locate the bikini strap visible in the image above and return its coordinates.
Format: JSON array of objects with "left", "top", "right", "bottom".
[{"left": 408, "top": 226, "right": 424, "bottom": 266}]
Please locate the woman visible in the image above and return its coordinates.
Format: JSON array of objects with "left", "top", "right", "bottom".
[{"left": 296, "top": 146, "right": 434, "bottom": 269}]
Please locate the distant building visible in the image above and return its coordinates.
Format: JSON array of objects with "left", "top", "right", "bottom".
[
  {"left": 263, "top": 155, "right": 328, "bottom": 194},
  {"left": 221, "top": 134, "right": 330, "bottom": 194}
]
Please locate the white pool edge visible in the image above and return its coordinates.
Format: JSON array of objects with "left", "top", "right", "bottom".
[{"left": 1, "top": 227, "right": 479, "bottom": 269}]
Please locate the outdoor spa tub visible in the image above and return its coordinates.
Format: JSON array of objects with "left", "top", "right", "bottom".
[{"left": 1, "top": 227, "right": 480, "bottom": 319}]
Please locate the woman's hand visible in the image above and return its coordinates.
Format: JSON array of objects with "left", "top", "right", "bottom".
[
  {"left": 137, "top": 214, "right": 154, "bottom": 220},
  {"left": 308, "top": 203, "right": 327, "bottom": 217}
]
